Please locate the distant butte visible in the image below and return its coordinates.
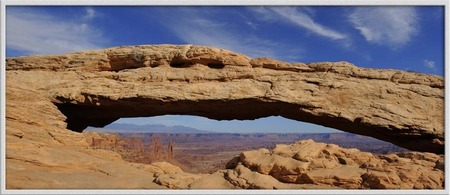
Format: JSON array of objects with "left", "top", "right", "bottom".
[{"left": 5, "top": 44, "right": 444, "bottom": 189}]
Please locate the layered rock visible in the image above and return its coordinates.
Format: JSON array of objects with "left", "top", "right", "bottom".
[
  {"left": 5, "top": 82, "right": 162, "bottom": 189},
  {"left": 5, "top": 44, "right": 445, "bottom": 189},
  {"left": 150, "top": 139, "right": 444, "bottom": 189},
  {"left": 83, "top": 132, "right": 177, "bottom": 165},
  {"left": 6, "top": 44, "right": 444, "bottom": 153},
  {"left": 224, "top": 139, "right": 444, "bottom": 189}
]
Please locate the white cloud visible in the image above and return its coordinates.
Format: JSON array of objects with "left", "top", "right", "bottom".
[
  {"left": 191, "top": 18, "right": 224, "bottom": 27},
  {"left": 423, "top": 60, "right": 436, "bottom": 69},
  {"left": 246, "top": 21, "right": 258, "bottom": 29},
  {"left": 270, "top": 7, "right": 347, "bottom": 40},
  {"left": 6, "top": 7, "right": 106, "bottom": 55},
  {"left": 249, "top": 7, "right": 277, "bottom": 22},
  {"left": 176, "top": 23, "right": 277, "bottom": 58},
  {"left": 162, "top": 11, "right": 303, "bottom": 61},
  {"left": 348, "top": 7, "right": 418, "bottom": 48},
  {"left": 84, "top": 7, "right": 96, "bottom": 20},
  {"left": 250, "top": 7, "right": 347, "bottom": 40}
]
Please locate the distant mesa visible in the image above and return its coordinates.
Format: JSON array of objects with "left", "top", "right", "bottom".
[
  {"left": 84, "top": 131, "right": 177, "bottom": 165},
  {"left": 82, "top": 132, "right": 442, "bottom": 189},
  {"left": 88, "top": 123, "right": 211, "bottom": 134},
  {"left": 84, "top": 131, "right": 409, "bottom": 174}
]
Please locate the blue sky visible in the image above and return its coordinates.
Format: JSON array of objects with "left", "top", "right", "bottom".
[{"left": 5, "top": 6, "right": 445, "bottom": 133}]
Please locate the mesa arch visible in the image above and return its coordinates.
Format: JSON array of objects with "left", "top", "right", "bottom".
[{"left": 6, "top": 44, "right": 444, "bottom": 154}]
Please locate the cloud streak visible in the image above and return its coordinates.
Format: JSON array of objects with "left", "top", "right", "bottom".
[
  {"left": 249, "top": 7, "right": 347, "bottom": 41},
  {"left": 6, "top": 7, "right": 106, "bottom": 56},
  {"left": 84, "top": 7, "right": 97, "bottom": 20},
  {"left": 423, "top": 60, "right": 436, "bottom": 69},
  {"left": 348, "top": 7, "right": 418, "bottom": 48},
  {"left": 269, "top": 7, "right": 347, "bottom": 40},
  {"left": 159, "top": 8, "right": 303, "bottom": 61}
]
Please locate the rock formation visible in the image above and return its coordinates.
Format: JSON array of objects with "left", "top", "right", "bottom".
[
  {"left": 83, "top": 132, "right": 176, "bottom": 164},
  {"left": 5, "top": 44, "right": 444, "bottom": 189},
  {"left": 148, "top": 139, "right": 444, "bottom": 189},
  {"left": 168, "top": 140, "right": 174, "bottom": 160},
  {"left": 149, "top": 137, "right": 164, "bottom": 159},
  {"left": 84, "top": 131, "right": 143, "bottom": 152},
  {"left": 6, "top": 44, "right": 443, "bottom": 154},
  {"left": 224, "top": 139, "right": 444, "bottom": 189},
  {"left": 148, "top": 137, "right": 174, "bottom": 162}
]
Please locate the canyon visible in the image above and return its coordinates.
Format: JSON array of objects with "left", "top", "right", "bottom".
[
  {"left": 83, "top": 130, "right": 409, "bottom": 174},
  {"left": 5, "top": 44, "right": 444, "bottom": 189}
]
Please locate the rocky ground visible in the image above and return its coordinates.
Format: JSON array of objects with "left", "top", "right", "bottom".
[
  {"left": 140, "top": 139, "right": 443, "bottom": 189},
  {"left": 71, "top": 139, "right": 444, "bottom": 189},
  {"left": 223, "top": 139, "right": 444, "bottom": 189}
]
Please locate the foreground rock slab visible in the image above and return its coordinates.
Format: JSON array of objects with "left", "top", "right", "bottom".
[{"left": 225, "top": 139, "right": 444, "bottom": 189}]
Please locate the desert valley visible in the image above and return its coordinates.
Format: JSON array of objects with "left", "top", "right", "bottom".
[{"left": 84, "top": 125, "right": 409, "bottom": 174}]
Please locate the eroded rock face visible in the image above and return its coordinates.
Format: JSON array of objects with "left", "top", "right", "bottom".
[
  {"left": 150, "top": 139, "right": 444, "bottom": 189},
  {"left": 5, "top": 44, "right": 444, "bottom": 189},
  {"left": 225, "top": 139, "right": 444, "bottom": 189},
  {"left": 6, "top": 44, "right": 444, "bottom": 153}
]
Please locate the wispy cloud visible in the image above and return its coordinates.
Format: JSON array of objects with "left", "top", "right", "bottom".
[
  {"left": 269, "top": 7, "right": 347, "bottom": 40},
  {"left": 245, "top": 21, "right": 258, "bottom": 30},
  {"left": 158, "top": 8, "right": 303, "bottom": 61},
  {"left": 250, "top": 7, "right": 347, "bottom": 40},
  {"left": 348, "top": 7, "right": 418, "bottom": 48},
  {"left": 423, "top": 60, "right": 436, "bottom": 69},
  {"left": 6, "top": 7, "right": 106, "bottom": 56},
  {"left": 175, "top": 23, "right": 285, "bottom": 58},
  {"left": 84, "top": 7, "right": 97, "bottom": 20}
]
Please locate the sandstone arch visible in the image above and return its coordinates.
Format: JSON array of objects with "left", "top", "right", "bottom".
[{"left": 6, "top": 45, "right": 444, "bottom": 154}]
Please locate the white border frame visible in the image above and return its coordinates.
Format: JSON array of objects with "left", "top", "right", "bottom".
[
  {"left": 0, "top": 0, "right": 448, "bottom": 195},
  {"left": 0, "top": 0, "right": 5, "bottom": 194},
  {"left": 0, "top": 0, "right": 448, "bottom": 6}
]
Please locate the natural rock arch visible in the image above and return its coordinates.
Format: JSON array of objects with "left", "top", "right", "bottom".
[{"left": 6, "top": 45, "right": 444, "bottom": 154}]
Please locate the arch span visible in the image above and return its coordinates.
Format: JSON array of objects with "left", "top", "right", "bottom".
[{"left": 6, "top": 45, "right": 444, "bottom": 154}]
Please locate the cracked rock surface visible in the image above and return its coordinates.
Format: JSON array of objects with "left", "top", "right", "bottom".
[{"left": 225, "top": 139, "right": 444, "bottom": 189}]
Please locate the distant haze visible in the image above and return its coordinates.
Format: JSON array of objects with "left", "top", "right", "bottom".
[
  {"left": 88, "top": 123, "right": 211, "bottom": 134},
  {"left": 108, "top": 115, "right": 342, "bottom": 134}
]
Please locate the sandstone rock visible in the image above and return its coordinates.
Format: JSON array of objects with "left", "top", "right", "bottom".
[
  {"left": 225, "top": 155, "right": 240, "bottom": 169},
  {"left": 240, "top": 148, "right": 309, "bottom": 176},
  {"left": 154, "top": 172, "right": 202, "bottom": 189},
  {"left": 299, "top": 165, "right": 364, "bottom": 188},
  {"left": 5, "top": 81, "right": 165, "bottom": 189},
  {"left": 147, "top": 162, "right": 185, "bottom": 175},
  {"left": 5, "top": 44, "right": 444, "bottom": 189},
  {"left": 225, "top": 164, "right": 297, "bottom": 189},
  {"left": 224, "top": 164, "right": 337, "bottom": 189},
  {"left": 6, "top": 45, "right": 443, "bottom": 153},
  {"left": 226, "top": 139, "right": 444, "bottom": 189},
  {"left": 189, "top": 171, "right": 237, "bottom": 189},
  {"left": 6, "top": 146, "right": 164, "bottom": 189}
]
